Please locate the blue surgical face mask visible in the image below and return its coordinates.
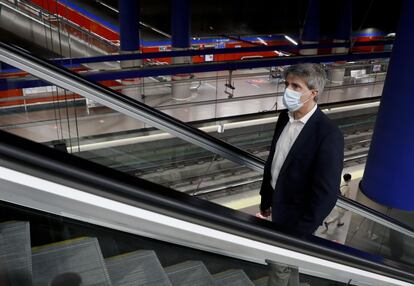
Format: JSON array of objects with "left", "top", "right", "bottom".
[{"left": 283, "top": 88, "right": 311, "bottom": 112}]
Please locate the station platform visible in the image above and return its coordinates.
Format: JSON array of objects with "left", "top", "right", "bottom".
[{"left": 1, "top": 68, "right": 384, "bottom": 143}]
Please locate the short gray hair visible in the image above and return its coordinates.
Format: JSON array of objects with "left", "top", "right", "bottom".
[{"left": 282, "top": 63, "right": 327, "bottom": 94}]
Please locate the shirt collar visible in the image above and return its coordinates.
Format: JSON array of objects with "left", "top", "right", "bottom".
[{"left": 288, "top": 104, "right": 318, "bottom": 124}]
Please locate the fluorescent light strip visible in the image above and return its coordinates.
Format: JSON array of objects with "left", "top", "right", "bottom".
[
  {"left": 257, "top": 37, "right": 268, "bottom": 46},
  {"left": 0, "top": 166, "right": 410, "bottom": 286},
  {"left": 98, "top": 2, "right": 171, "bottom": 38},
  {"left": 99, "top": 2, "right": 119, "bottom": 13},
  {"left": 284, "top": 35, "right": 298, "bottom": 46}
]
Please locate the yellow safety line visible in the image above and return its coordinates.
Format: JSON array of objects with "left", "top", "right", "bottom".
[{"left": 222, "top": 195, "right": 261, "bottom": 210}]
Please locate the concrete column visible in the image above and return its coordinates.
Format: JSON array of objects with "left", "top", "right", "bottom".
[
  {"left": 171, "top": 0, "right": 192, "bottom": 101},
  {"left": 360, "top": 0, "right": 414, "bottom": 210},
  {"left": 119, "top": 0, "right": 143, "bottom": 100},
  {"left": 299, "top": 0, "right": 320, "bottom": 56}
]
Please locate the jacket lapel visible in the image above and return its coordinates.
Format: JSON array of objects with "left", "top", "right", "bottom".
[{"left": 277, "top": 108, "right": 321, "bottom": 178}]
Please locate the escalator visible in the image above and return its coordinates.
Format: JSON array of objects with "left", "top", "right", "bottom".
[
  {"left": 1, "top": 125, "right": 413, "bottom": 286},
  {"left": 1, "top": 129, "right": 414, "bottom": 286},
  {"left": 0, "top": 201, "right": 268, "bottom": 286},
  {"left": 1, "top": 41, "right": 414, "bottom": 285}
]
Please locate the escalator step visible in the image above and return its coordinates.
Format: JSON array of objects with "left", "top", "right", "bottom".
[
  {"left": 253, "top": 276, "right": 268, "bottom": 286},
  {"left": 32, "top": 237, "right": 112, "bottom": 286},
  {"left": 164, "top": 260, "right": 216, "bottom": 286},
  {"left": 105, "top": 250, "right": 172, "bottom": 286},
  {"left": 213, "top": 269, "right": 254, "bottom": 286},
  {"left": 253, "top": 276, "right": 310, "bottom": 286},
  {"left": 0, "top": 221, "right": 33, "bottom": 286}
]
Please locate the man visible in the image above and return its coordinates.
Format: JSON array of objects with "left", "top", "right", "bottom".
[{"left": 257, "top": 63, "right": 344, "bottom": 285}]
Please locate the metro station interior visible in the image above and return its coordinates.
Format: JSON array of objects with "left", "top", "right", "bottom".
[{"left": 0, "top": 0, "right": 413, "bottom": 285}]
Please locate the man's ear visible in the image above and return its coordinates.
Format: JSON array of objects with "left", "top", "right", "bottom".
[{"left": 309, "top": 90, "right": 318, "bottom": 101}]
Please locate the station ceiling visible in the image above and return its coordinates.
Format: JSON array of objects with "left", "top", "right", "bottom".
[{"left": 97, "top": 0, "right": 402, "bottom": 37}]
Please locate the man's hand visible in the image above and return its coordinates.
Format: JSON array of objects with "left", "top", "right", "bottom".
[{"left": 256, "top": 208, "right": 271, "bottom": 219}]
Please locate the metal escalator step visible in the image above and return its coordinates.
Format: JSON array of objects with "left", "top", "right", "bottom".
[
  {"left": 253, "top": 276, "right": 310, "bottom": 286},
  {"left": 0, "top": 221, "right": 33, "bottom": 286},
  {"left": 164, "top": 260, "right": 216, "bottom": 286},
  {"left": 105, "top": 250, "right": 171, "bottom": 286},
  {"left": 213, "top": 269, "right": 254, "bottom": 286},
  {"left": 32, "top": 237, "right": 112, "bottom": 286},
  {"left": 253, "top": 276, "right": 268, "bottom": 286}
]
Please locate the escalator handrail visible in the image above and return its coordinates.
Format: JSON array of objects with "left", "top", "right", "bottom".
[
  {"left": 337, "top": 195, "right": 414, "bottom": 239},
  {"left": 0, "top": 129, "right": 413, "bottom": 283},
  {"left": 0, "top": 41, "right": 265, "bottom": 172},
  {"left": 1, "top": 41, "right": 413, "bottom": 246}
]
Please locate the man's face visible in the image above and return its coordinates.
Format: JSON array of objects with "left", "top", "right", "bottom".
[{"left": 284, "top": 74, "right": 317, "bottom": 103}]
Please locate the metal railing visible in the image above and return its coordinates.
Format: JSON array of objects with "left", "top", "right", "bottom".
[{"left": 1, "top": 0, "right": 118, "bottom": 53}]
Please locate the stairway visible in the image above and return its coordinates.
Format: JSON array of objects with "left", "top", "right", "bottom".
[{"left": 0, "top": 221, "right": 268, "bottom": 286}]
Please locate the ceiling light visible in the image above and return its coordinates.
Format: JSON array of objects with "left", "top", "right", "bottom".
[
  {"left": 284, "top": 35, "right": 298, "bottom": 45},
  {"left": 257, "top": 37, "right": 268, "bottom": 46}
]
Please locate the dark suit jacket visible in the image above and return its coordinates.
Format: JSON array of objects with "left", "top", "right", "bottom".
[{"left": 260, "top": 107, "right": 344, "bottom": 236}]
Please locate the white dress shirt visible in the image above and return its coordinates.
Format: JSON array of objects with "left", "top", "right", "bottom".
[{"left": 270, "top": 104, "right": 318, "bottom": 189}]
